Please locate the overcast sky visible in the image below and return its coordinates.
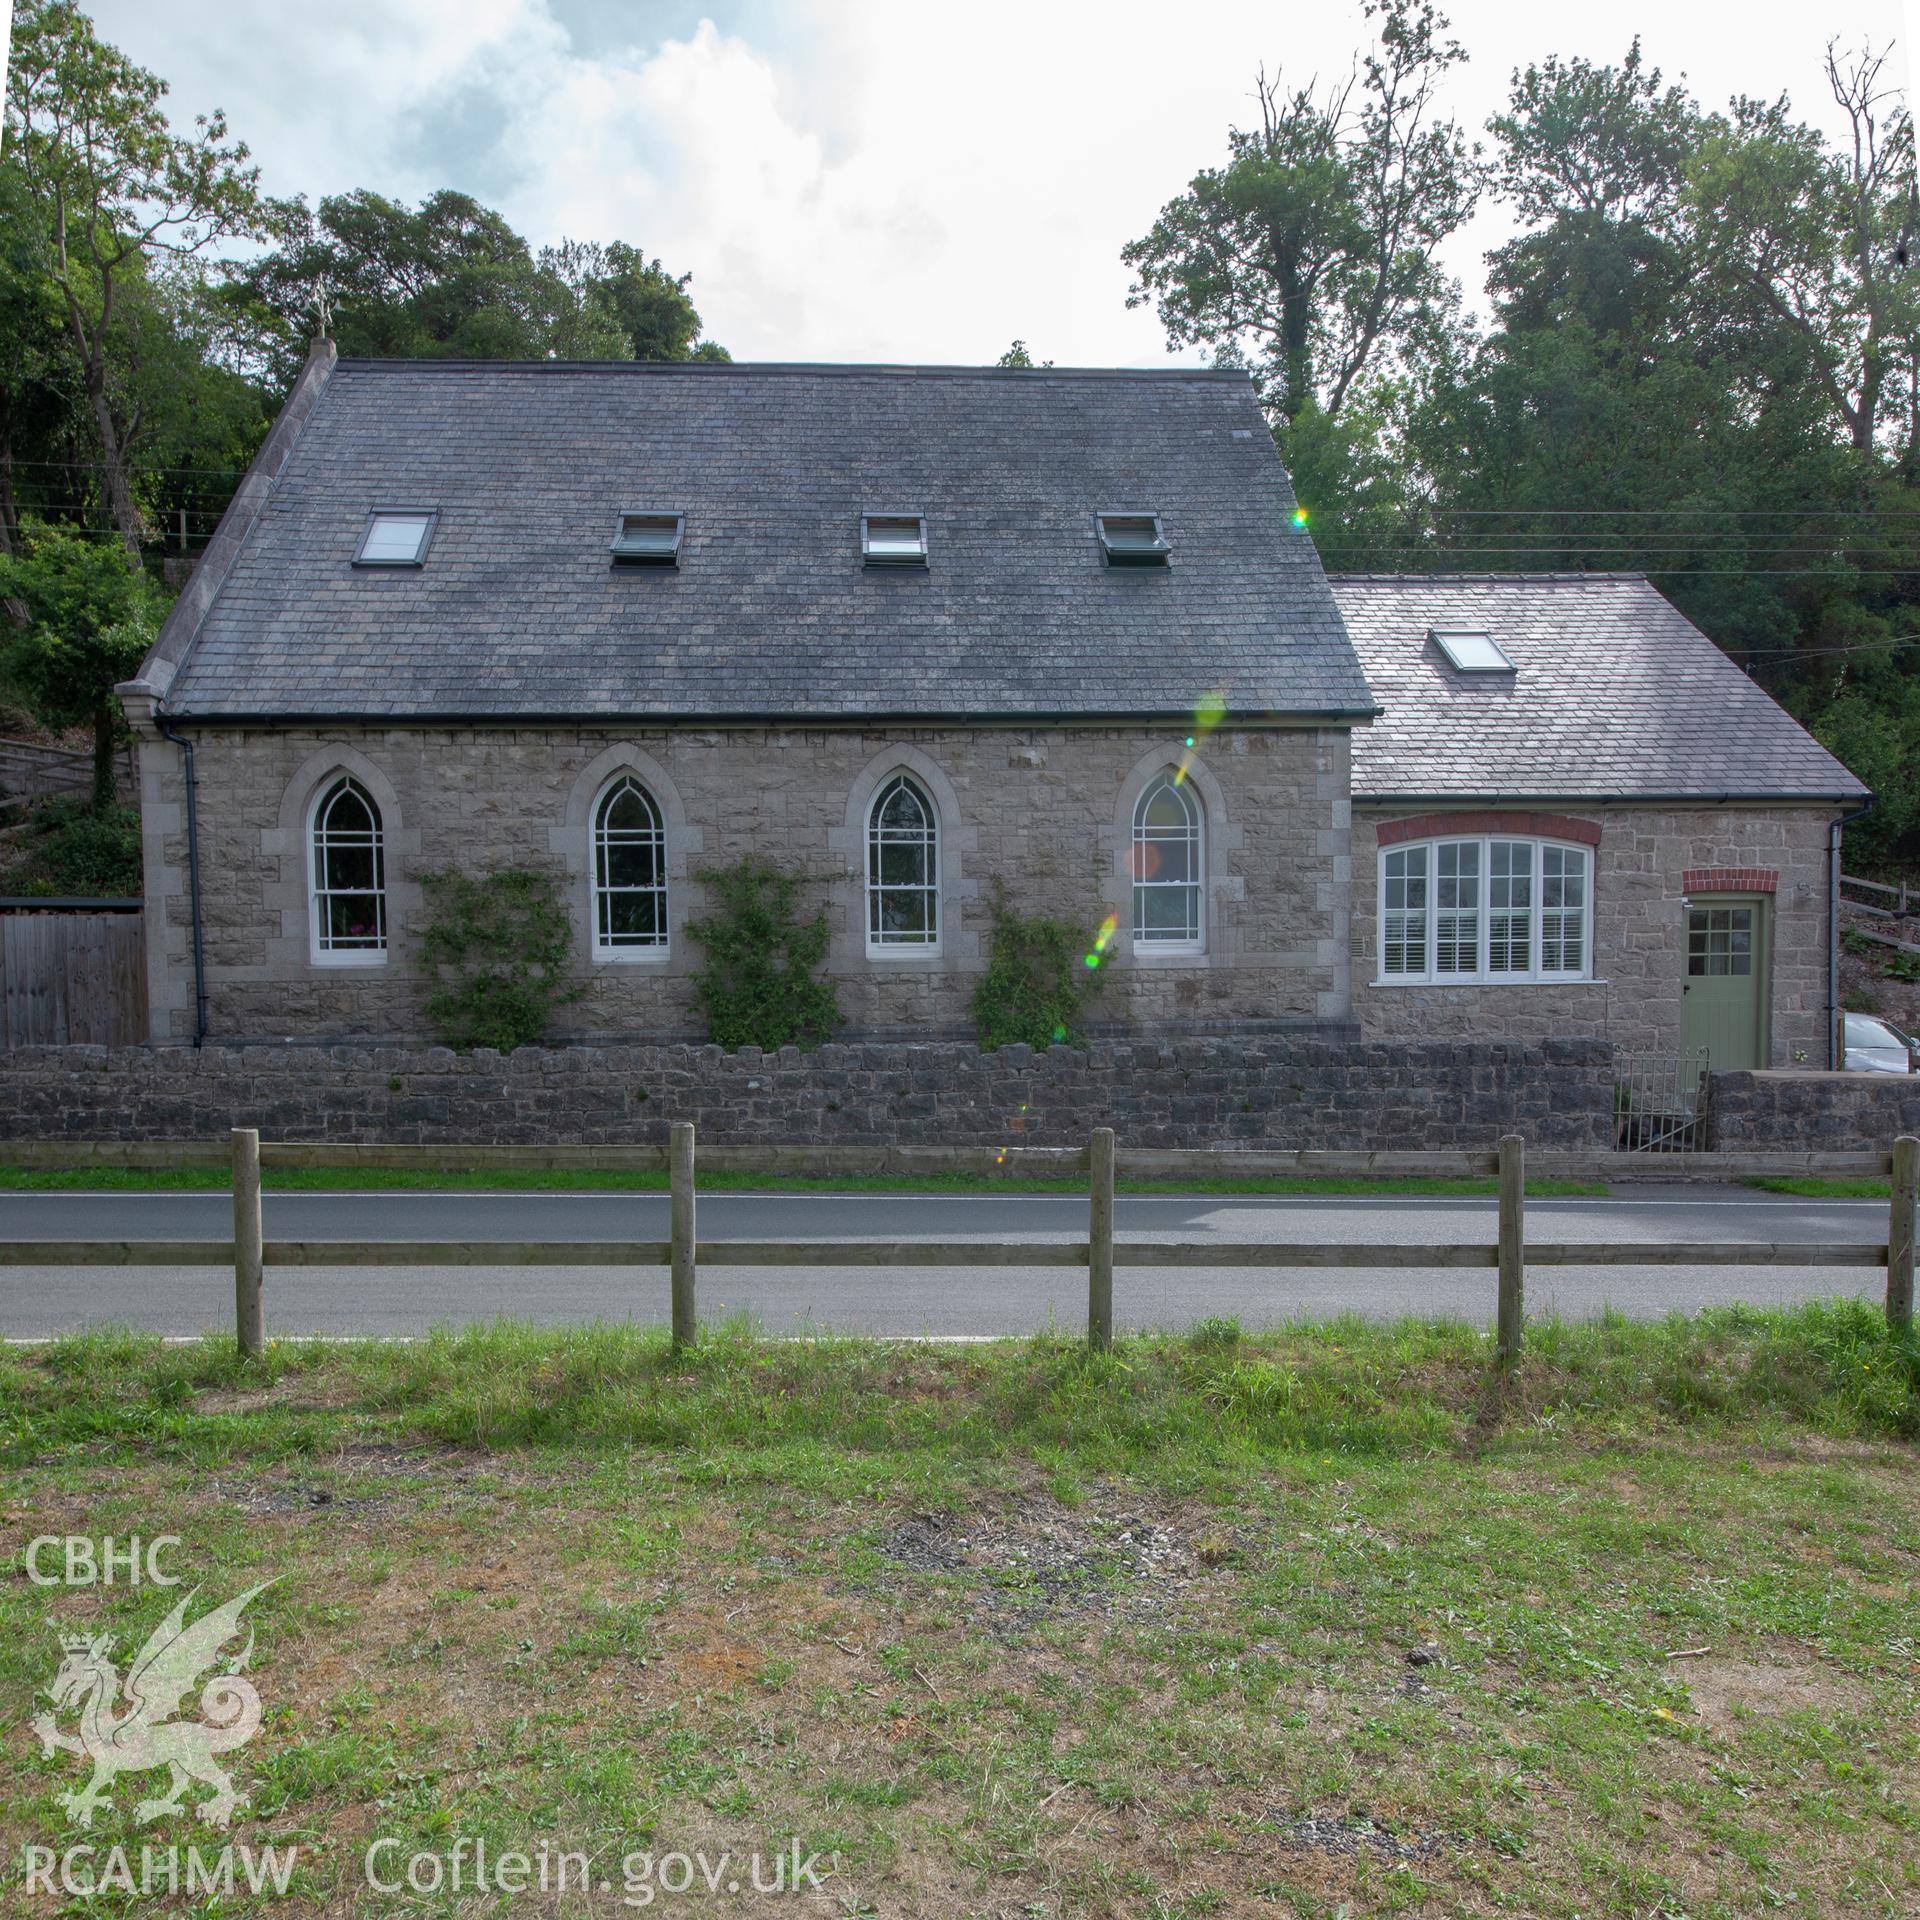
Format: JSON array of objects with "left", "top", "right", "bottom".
[{"left": 72, "top": 0, "right": 1916, "bottom": 367}]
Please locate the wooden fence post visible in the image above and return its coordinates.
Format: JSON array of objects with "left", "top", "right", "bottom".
[
  {"left": 1088, "top": 1127, "right": 1115, "bottom": 1353},
  {"left": 231, "top": 1128, "right": 264, "bottom": 1359},
  {"left": 1889, "top": 1134, "right": 1918, "bottom": 1335},
  {"left": 670, "top": 1121, "right": 697, "bottom": 1350},
  {"left": 1496, "top": 1133, "right": 1525, "bottom": 1367}
]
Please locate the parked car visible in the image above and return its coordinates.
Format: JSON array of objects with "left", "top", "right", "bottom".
[{"left": 1841, "top": 1011, "right": 1918, "bottom": 1073}]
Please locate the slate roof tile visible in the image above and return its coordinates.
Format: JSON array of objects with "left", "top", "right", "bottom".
[
  {"left": 1331, "top": 574, "right": 1866, "bottom": 803},
  {"left": 159, "top": 359, "right": 1375, "bottom": 722}
]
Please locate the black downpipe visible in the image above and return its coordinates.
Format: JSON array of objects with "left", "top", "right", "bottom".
[
  {"left": 1828, "top": 796, "right": 1876, "bottom": 1069},
  {"left": 155, "top": 714, "right": 208, "bottom": 1048}
]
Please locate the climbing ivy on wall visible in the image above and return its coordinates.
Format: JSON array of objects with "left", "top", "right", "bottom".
[
  {"left": 419, "top": 866, "right": 581, "bottom": 1051},
  {"left": 684, "top": 858, "right": 843, "bottom": 1051},
  {"left": 972, "top": 883, "right": 1109, "bottom": 1050}
]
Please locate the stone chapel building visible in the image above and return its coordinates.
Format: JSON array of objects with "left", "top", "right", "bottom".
[{"left": 119, "top": 345, "right": 1866, "bottom": 1068}]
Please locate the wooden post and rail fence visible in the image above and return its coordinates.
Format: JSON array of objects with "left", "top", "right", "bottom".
[{"left": 1, "top": 1129, "right": 1916, "bottom": 1361}]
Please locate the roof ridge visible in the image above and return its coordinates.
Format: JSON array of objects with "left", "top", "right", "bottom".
[
  {"left": 1329, "top": 571, "right": 1650, "bottom": 585},
  {"left": 330, "top": 357, "right": 1249, "bottom": 383}
]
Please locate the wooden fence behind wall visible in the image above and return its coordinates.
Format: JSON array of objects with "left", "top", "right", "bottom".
[
  {"left": 0, "top": 910, "right": 146, "bottom": 1047},
  {"left": 0, "top": 736, "right": 136, "bottom": 804}
]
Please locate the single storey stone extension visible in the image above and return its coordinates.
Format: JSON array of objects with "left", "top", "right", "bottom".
[
  {"left": 1333, "top": 574, "right": 1862, "bottom": 1066},
  {"left": 118, "top": 344, "right": 1867, "bottom": 1069}
]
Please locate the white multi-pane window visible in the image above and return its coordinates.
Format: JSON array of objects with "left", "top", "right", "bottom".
[
  {"left": 1489, "top": 840, "right": 1533, "bottom": 973},
  {"left": 1541, "top": 844, "right": 1588, "bottom": 974},
  {"left": 1132, "top": 773, "right": 1203, "bottom": 949},
  {"left": 1378, "top": 838, "right": 1591, "bottom": 983},
  {"left": 593, "top": 776, "right": 668, "bottom": 957},
  {"left": 309, "top": 776, "right": 386, "bottom": 964},
  {"left": 1435, "top": 841, "right": 1480, "bottom": 973},
  {"left": 867, "top": 774, "right": 939, "bottom": 951},
  {"left": 1381, "top": 844, "right": 1428, "bottom": 974}
]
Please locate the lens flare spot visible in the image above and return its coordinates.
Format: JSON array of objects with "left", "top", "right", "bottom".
[
  {"left": 1084, "top": 953, "right": 1100, "bottom": 969},
  {"left": 1291, "top": 507, "right": 1309, "bottom": 528}
]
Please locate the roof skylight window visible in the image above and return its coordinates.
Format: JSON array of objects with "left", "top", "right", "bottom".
[
  {"left": 1430, "top": 628, "right": 1514, "bottom": 673},
  {"left": 354, "top": 510, "right": 435, "bottom": 567},
  {"left": 1096, "top": 512, "right": 1171, "bottom": 567},
  {"left": 862, "top": 513, "right": 928, "bottom": 568},
  {"left": 611, "top": 513, "right": 684, "bottom": 567}
]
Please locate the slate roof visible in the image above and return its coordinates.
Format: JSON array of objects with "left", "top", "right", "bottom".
[
  {"left": 145, "top": 355, "right": 1375, "bottom": 723},
  {"left": 1331, "top": 573, "right": 1867, "bottom": 803}
]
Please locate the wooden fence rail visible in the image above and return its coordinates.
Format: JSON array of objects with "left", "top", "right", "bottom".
[
  {"left": 0, "top": 736, "right": 135, "bottom": 804},
  {"left": 6, "top": 1240, "right": 1891, "bottom": 1273},
  {"left": 1, "top": 1128, "right": 1914, "bottom": 1360},
  {"left": 1841, "top": 872, "right": 1918, "bottom": 918}
]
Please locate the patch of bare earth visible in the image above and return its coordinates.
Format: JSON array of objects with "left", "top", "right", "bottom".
[
  {"left": 1682, "top": 1648, "right": 1861, "bottom": 1734},
  {"left": 192, "top": 1376, "right": 364, "bottom": 1416},
  {"left": 870, "top": 1488, "right": 1259, "bottom": 1631}
]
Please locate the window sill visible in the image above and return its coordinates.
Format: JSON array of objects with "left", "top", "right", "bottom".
[
  {"left": 311, "top": 951, "right": 388, "bottom": 969},
  {"left": 593, "top": 947, "right": 670, "bottom": 966},
  {"left": 866, "top": 945, "right": 944, "bottom": 964},
  {"left": 1368, "top": 974, "right": 1603, "bottom": 989},
  {"left": 1131, "top": 944, "right": 1208, "bottom": 968}
]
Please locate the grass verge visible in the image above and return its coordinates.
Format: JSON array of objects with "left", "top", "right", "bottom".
[
  {"left": 1747, "top": 1175, "right": 1893, "bottom": 1200},
  {"left": 0, "top": 1163, "right": 1605, "bottom": 1198},
  {"left": 2, "top": 1305, "right": 1916, "bottom": 1917}
]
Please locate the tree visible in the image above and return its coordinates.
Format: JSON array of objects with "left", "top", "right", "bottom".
[
  {"left": 1686, "top": 45, "right": 1918, "bottom": 462},
  {"left": 1379, "top": 35, "right": 1920, "bottom": 867},
  {"left": 3, "top": 1, "right": 279, "bottom": 561},
  {"left": 235, "top": 192, "right": 727, "bottom": 386},
  {"left": 996, "top": 340, "right": 1052, "bottom": 368},
  {"left": 0, "top": 164, "right": 79, "bottom": 557},
  {"left": 1487, "top": 38, "right": 1918, "bottom": 466},
  {"left": 0, "top": 524, "right": 165, "bottom": 808},
  {"left": 585, "top": 241, "right": 729, "bottom": 362},
  {"left": 1122, "top": 0, "right": 1480, "bottom": 437}
]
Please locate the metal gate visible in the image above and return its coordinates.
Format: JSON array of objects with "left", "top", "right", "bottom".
[{"left": 1613, "top": 1048, "right": 1711, "bottom": 1152}]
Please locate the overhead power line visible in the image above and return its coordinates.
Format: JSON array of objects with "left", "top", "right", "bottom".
[
  {"left": 1744, "top": 633, "right": 1920, "bottom": 667},
  {"left": 1382, "top": 507, "right": 1920, "bottom": 520}
]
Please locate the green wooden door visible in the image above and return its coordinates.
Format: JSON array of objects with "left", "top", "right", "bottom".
[{"left": 1678, "top": 899, "right": 1768, "bottom": 1070}]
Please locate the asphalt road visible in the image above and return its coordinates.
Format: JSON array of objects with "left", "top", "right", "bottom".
[{"left": 0, "top": 1186, "right": 1888, "bottom": 1338}]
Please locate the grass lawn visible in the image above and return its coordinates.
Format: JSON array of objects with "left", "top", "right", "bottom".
[
  {"left": 0, "top": 1165, "right": 1605, "bottom": 1198},
  {"left": 3, "top": 1308, "right": 1917, "bottom": 1917}
]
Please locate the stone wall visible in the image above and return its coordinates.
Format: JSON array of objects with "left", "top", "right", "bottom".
[
  {"left": 1710, "top": 1070, "right": 1920, "bottom": 1151},
  {"left": 1351, "top": 802, "right": 1837, "bottom": 1065},
  {"left": 131, "top": 719, "right": 1352, "bottom": 1047},
  {"left": 0, "top": 1037, "right": 1617, "bottom": 1150}
]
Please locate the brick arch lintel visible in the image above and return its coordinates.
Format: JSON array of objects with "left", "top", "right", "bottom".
[{"left": 1374, "top": 810, "right": 1603, "bottom": 848}]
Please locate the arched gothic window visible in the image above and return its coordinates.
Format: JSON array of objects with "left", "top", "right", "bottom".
[
  {"left": 1132, "top": 772, "right": 1203, "bottom": 949},
  {"left": 309, "top": 776, "right": 386, "bottom": 962},
  {"left": 593, "top": 775, "right": 669, "bottom": 956},
  {"left": 867, "top": 773, "right": 939, "bottom": 951}
]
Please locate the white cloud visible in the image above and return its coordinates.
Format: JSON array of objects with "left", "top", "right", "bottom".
[{"left": 77, "top": 0, "right": 1910, "bottom": 367}]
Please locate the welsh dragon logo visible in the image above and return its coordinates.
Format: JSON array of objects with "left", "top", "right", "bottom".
[{"left": 31, "top": 1582, "right": 275, "bottom": 1829}]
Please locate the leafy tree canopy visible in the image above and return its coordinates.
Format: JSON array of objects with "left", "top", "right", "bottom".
[
  {"left": 0, "top": 523, "right": 166, "bottom": 806},
  {"left": 232, "top": 191, "right": 728, "bottom": 386},
  {"left": 1131, "top": 17, "right": 1920, "bottom": 868},
  {"left": 3, "top": 0, "right": 280, "bottom": 557}
]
